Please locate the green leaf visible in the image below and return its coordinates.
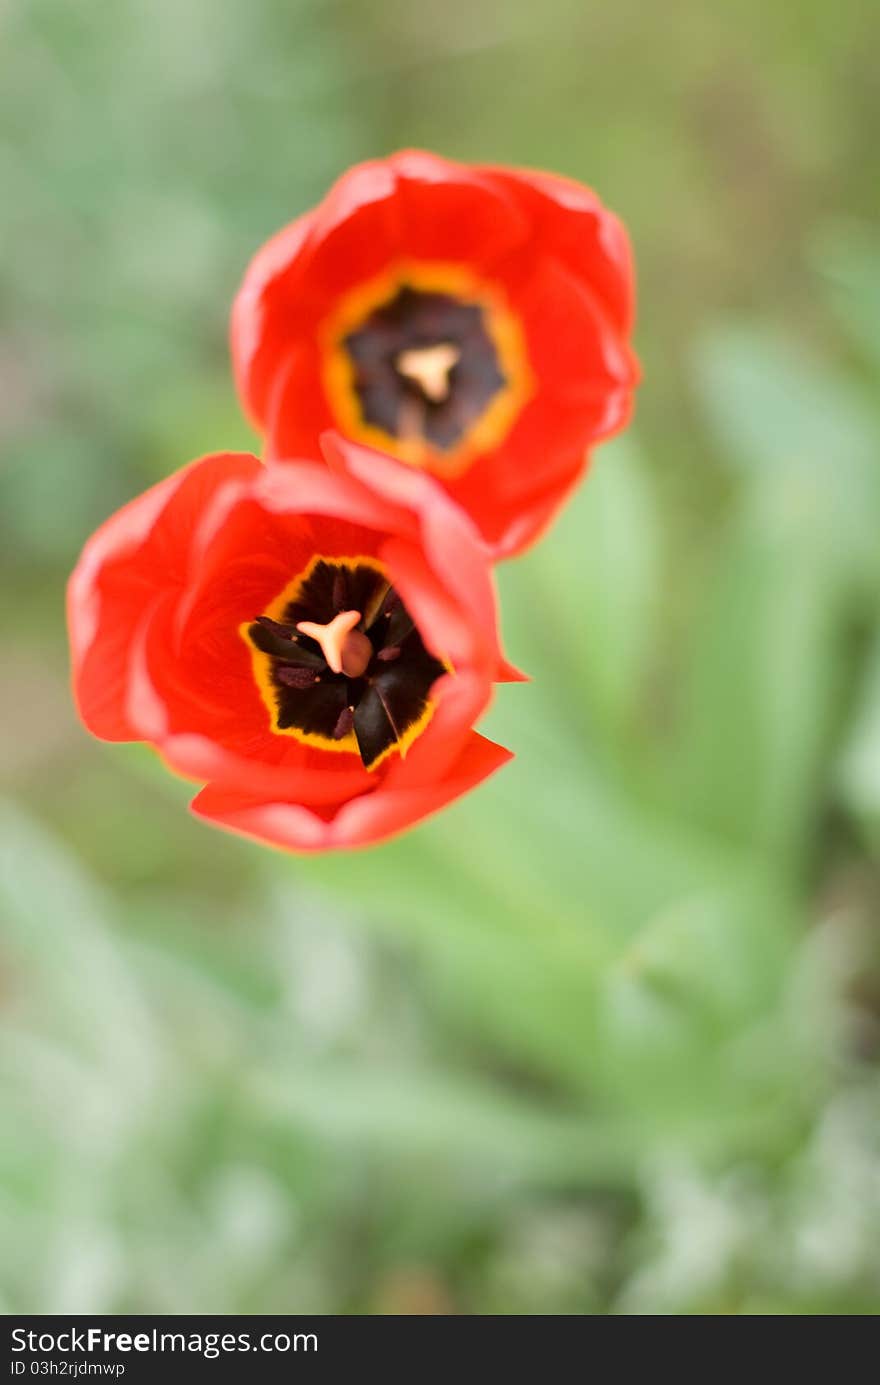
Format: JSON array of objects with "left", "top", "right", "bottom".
[
  {"left": 810, "top": 221, "right": 880, "bottom": 371},
  {"left": 837, "top": 627, "right": 880, "bottom": 851},
  {"left": 670, "top": 514, "right": 844, "bottom": 863},
  {"left": 693, "top": 327, "right": 880, "bottom": 590},
  {"left": 496, "top": 437, "right": 662, "bottom": 759}
]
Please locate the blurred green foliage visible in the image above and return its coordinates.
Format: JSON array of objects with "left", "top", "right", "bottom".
[{"left": 2, "top": 0, "right": 880, "bottom": 1314}]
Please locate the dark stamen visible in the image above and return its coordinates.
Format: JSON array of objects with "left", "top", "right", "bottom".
[
  {"left": 333, "top": 705, "right": 355, "bottom": 740},
  {"left": 254, "top": 615, "right": 299, "bottom": 640},
  {"left": 332, "top": 570, "right": 348, "bottom": 612},
  {"left": 250, "top": 618, "right": 326, "bottom": 668},
  {"left": 276, "top": 666, "right": 320, "bottom": 689}
]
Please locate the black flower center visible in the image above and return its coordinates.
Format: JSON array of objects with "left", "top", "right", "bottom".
[
  {"left": 245, "top": 558, "right": 447, "bottom": 771},
  {"left": 343, "top": 285, "right": 506, "bottom": 451}
]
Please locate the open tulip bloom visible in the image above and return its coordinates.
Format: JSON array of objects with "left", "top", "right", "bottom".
[
  {"left": 68, "top": 436, "right": 522, "bottom": 852},
  {"left": 69, "top": 150, "right": 639, "bottom": 852},
  {"left": 232, "top": 150, "right": 638, "bottom": 558}
]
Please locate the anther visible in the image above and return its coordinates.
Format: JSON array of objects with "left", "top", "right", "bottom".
[
  {"left": 277, "top": 666, "right": 319, "bottom": 690},
  {"left": 332, "top": 570, "right": 348, "bottom": 612},
  {"left": 254, "top": 615, "right": 299, "bottom": 640},
  {"left": 333, "top": 705, "right": 355, "bottom": 740}
]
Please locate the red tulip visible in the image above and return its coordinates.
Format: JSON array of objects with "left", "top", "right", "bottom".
[
  {"left": 68, "top": 436, "right": 521, "bottom": 852},
  {"left": 231, "top": 150, "right": 639, "bottom": 559}
]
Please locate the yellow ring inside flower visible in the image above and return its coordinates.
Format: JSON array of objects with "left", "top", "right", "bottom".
[{"left": 321, "top": 261, "right": 533, "bottom": 479}]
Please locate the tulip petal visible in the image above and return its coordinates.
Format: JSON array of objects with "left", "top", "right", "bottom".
[
  {"left": 482, "top": 164, "right": 636, "bottom": 334},
  {"left": 190, "top": 731, "right": 513, "bottom": 853},
  {"left": 68, "top": 452, "right": 262, "bottom": 741}
]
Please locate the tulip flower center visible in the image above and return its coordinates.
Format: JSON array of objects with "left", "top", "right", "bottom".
[
  {"left": 342, "top": 285, "right": 506, "bottom": 452},
  {"left": 243, "top": 557, "right": 447, "bottom": 771}
]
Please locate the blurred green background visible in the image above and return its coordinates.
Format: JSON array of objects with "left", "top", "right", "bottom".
[{"left": 2, "top": 0, "right": 880, "bottom": 1315}]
